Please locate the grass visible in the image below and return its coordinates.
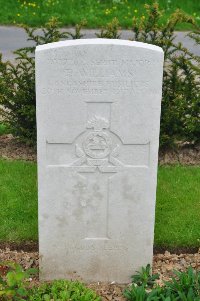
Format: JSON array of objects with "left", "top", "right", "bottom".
[
  {"left": 0, "top": 159, "right": 200, "bottom": 247},
  {"left": 0, "top": 0, "right": 200, "bottom": 29},
  {"left": 155, "top": 166, "right": 200, "bottom": 247},
  {"left": 0, "top": 160, "right": 38, "bottom": 241}
]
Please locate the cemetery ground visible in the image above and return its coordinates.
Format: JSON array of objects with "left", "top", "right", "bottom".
[
  {"left": 0, "top": 4, "right": 200, "bottom": 299},
  {"left": 0, "top": 135, "right": 200, "bottom": 300},
  {"left": 0, "top": 0, "right": 200, "bottom": 29},
  {"left": 0, "top": 154, "right": 200, "bottom": 248}
]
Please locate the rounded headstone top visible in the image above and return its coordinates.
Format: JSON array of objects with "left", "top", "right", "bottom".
[{"left": 36, "top": 38, "right": 164, "bottom": 54}]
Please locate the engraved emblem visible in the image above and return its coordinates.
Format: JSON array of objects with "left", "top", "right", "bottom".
[
  {"left": 71, "top": 115, "right": 123, "bottom": 172},
  {"left": 83, "top": 131, "right": 111, "bottom": 159},
  {"left": 87, "top": 116, "right": 109, "bottom": 131}
]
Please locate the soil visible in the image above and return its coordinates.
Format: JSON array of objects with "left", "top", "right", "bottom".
[
  {"left": 0, "top": 241, "right": 38, "bottom": 252},
  {"left": 0, "top": 248, "right": 199, "bottom": 301},
  {"left": 0, "top": 241, "right": 200, "bottom": 256},
  {"left": 0, "top": 134, "right": 36, "bottom": 161},
  {"left": 0, "top": 134, "right": 200, "bottom": 165},
  {"left": 159, "top": 144, "right": 200, "bottom": 165}
]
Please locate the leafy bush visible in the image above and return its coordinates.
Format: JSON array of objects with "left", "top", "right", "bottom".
[
  {"left": 124, "top": 266, "right": 200, "bottom": 301},
  {"left": 131, "top": 264, "right": 159, "bottom": 288},
  {"left": 0, "top": 262, "right": 100, "bottom": 301},
  {"left": 96, "top": 17, "right": 121, "bottom": 39},
  {"left": 165, "top": 267, "right": 200, "bottom": 299},
  {"left": 29, "top": 280, "right": 101, "bottom": 301},
  {"left": 0, "top": 262, "right": 36, "bottom": 300},
  {"left": 130, "top": 3, "right": 200, "bottom": 148},
  {"left": 0, "top": 122, "right": 9, "bottom": 136},
  {"left": 0, "top": 18, "right": 77, "bottom": 145},
  {"left": 0, "top": 50, "right": 36, "bottom": 145}
]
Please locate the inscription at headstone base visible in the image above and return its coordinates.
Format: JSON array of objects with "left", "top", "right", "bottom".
[{"left": 36, "top": 39, "right": 164, "bottom": 283}]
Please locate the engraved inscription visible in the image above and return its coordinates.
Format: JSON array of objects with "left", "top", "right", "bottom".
[
  {"left": 43, "top": 51, "right": 160, "bottom": 97},
  {"left": 48, "top": 54, "right": 159, "bottom": 67},
  {"left": 65, "top": 241, "right": 129, "bottom": 252},
  {"left": 41, "top": 80, "right": 150, "bottom": 96}
]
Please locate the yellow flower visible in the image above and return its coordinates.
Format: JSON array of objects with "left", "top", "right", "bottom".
[
  {"left": 134, "top": 9, "right": 138, "bottom": 13},
  {"left": 17, "top": 13, "right": 20, "bottom": 16},
  {"left": 142, "top": 15, "right": 145, "bottom": 19},
  {"left": 104, "top": 8, "right": 111, "bottom": 15}
]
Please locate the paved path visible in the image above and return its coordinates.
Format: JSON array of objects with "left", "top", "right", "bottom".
[{"left": 0, "top": 26, "right": 199, "bottom": 61}]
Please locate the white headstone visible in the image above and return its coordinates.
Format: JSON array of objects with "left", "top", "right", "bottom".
[{"left": 36, "top": 39, "right": 163, "bottom": 283}]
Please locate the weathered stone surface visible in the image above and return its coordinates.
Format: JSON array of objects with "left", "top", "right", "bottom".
[{"left": 36, "top": 39, "right": 164, "bottom": 283}]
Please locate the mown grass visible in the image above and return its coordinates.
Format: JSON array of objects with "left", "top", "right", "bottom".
[
  {"left": 0, "top": 160, "right": 38, "bottom": 241},
  {"left": 155, "top": 166, "right": 200, "bottom": 247},
  {"left": 0, "top": 0, "right": 200, "bottom": 29},
  {"left": 0, "top": 159, "right": 200, "bottom": 247}
]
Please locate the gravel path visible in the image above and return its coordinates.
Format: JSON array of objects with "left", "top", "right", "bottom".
[{"left": 0, "top": 248, "right": 199, "bottom": 301}]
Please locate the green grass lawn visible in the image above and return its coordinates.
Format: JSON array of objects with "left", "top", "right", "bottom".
[
  {"left": 155, "top": 166, "right": 200, "bottom": 247},
  {"left": 0, "top": 0, "right": 200, "bottom": 29},
  {"left": 0, "top": 159, "right": 200, "bottom": 247},
  {"left": 0, "top": 160, "right": 38, "bottom": 241}
]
